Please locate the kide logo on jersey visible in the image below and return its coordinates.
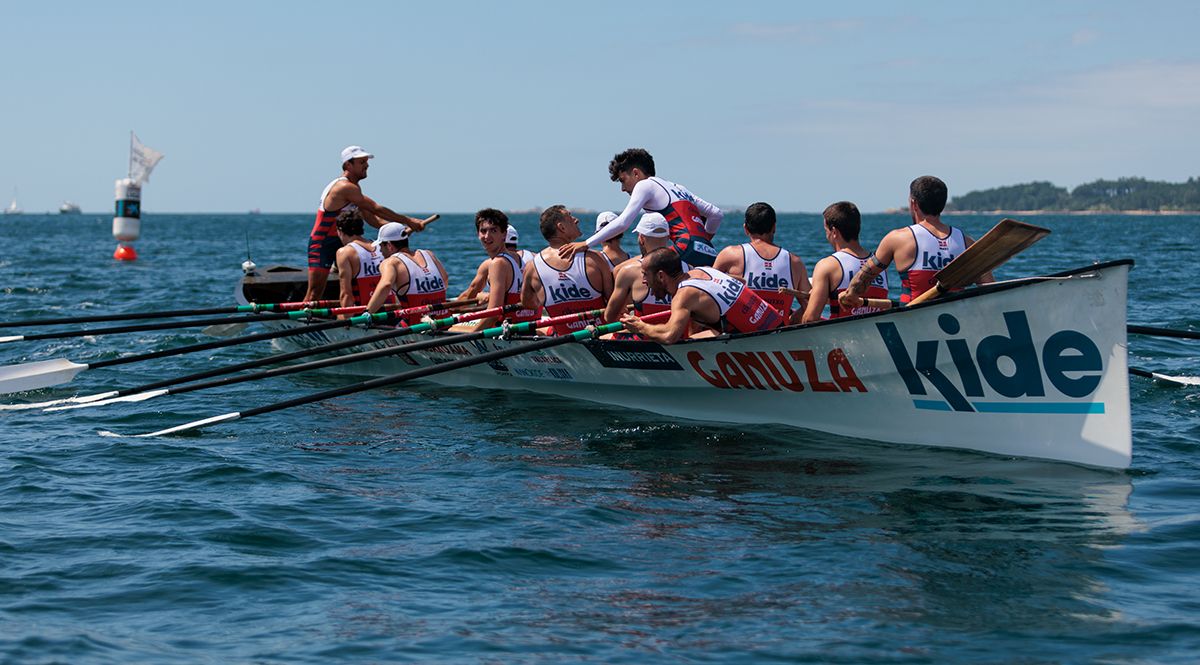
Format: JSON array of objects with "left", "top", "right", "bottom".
[
  {"left": 921, "top": 251, "right": 956, "bottom": 270},
  {"left": 414, "top": 275, "right": 445, "bottom": 292},
  {"left": 746, "top": 271, "right": 788, "bottom": 290},
  {"left": 549, "top": 282, "right": 595, "bottom": 302}
]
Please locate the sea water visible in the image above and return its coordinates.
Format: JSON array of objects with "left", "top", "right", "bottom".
[{"left": 0, "top": 212, "right": 1197, "bottom": 663}]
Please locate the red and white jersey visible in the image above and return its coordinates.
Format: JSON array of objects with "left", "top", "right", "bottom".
[
  {"left": 518, "top": 249, "right": 536, "bottom": 266},
  {"left": 392, "top": 249, "right": 447, "bottom": 323},
  {"left": 899, "top": 224, "right": 965, "bottom": 303},
  {"left": 828, "top": 250, "right": 890, "bottom": 318},
  {"left": 741, "top": 243, "right": 796, "bottom": 313},
  {"left": 533, "top": 252, "right": 606, "bottom": 335},
  {"left": 310, "top": 177, "right": 356, "bottom": 237},
  {"left": 679, "top": 267, "right": 785, "bottom": 334},
  {"left": 497, "top": 252, "right": 540, "bottom": 324},
  {"left": 347, "top": 242, "right": 386, "bottom": 306}
]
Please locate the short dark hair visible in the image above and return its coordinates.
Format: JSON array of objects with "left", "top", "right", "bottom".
[
  {"left": 910, "top": 176, "right": 948, "bottom": 216},
  {"left": 475, "top": 208, "right": 509, "bottom": 232},
  {"left": 382, "top": 239, "right": 409, "bottom": 251},
  {"left": 822, "top": 201, "right": 861, "bottom": 241},
  {"left": 538, "top": 205, "right": 570, "bottom": 240},
  {"left": 643, "top": 247, "right": 684, "bottom": 278},
  {"left": 743, "top": 202, "right": 776, "bottom": 235},
  {"left": 608, "top": 148, "right": 655, "bottom": 181},
  {"left": 336, "top": 209, "right": 365, "bottom": 236}
]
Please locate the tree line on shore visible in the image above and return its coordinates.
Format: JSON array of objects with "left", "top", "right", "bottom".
[{"left": 947, "top": 177, "right": 1200, "bottom": 212}]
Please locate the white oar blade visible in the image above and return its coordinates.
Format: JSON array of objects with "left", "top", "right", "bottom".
[
  {"left": 1151, "top": 372, "right": 1200, "bottom": 387},
  {"left": 45, "top": 389, "right": 170, "bottom": 412},
  {"left": 202, "top": 323, "right": 249, "bottom": 337},
  {"left": 134, "top": 412, "right": 241, "bottom": 437},
  {"left": 0, "top": 335, "right": 27, "bottom": 344},
  {"left": 0, "top": 390, "right": 119, "bottom": 411},
  {"left": 0, "top": 358, "right": 88, "bottom": 394}
]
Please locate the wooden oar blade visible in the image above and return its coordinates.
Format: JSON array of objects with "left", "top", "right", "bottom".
[
  {"left": 0, "top": 358, "right": 88, "bottom": 394},
  {"left": 202, "top": 322, "right": 249, "bottom": 337},
  {"left": 935, "top": 218, "right": 1050, "bottom": 290}
]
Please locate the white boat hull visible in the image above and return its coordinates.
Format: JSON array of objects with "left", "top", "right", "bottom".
[{"left": 240, "top": 261, "right": 1133, "bottom": 469}]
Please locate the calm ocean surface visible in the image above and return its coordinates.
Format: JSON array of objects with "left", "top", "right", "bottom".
[{"left": 1, "top": 212, "right": 1197, "bottom": 663}]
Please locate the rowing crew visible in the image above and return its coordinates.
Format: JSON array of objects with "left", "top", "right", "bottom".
[{"left": 312, "top": 145, "right": 992, "bottom": 344}]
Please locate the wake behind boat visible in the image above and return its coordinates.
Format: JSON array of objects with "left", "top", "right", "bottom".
[{"left": 237, "top": 260, "right": 1134, "bottom": 469}]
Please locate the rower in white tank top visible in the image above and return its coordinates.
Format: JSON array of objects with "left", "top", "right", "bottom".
[{"left": 393, "top": 249, "right": 446, "bottom": 297}]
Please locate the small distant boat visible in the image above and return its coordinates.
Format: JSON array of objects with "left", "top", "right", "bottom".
[
  {"left": 4, "top": 189, "right": 21, "bottom": 215},
  {"left": 59, "top": 201, "right": 82, "bottom": 214}
]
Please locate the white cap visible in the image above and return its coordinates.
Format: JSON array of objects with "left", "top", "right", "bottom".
[
  {"left": 376, "top": 222, "right": 410, "bottom": 244},
  {"left": 595, "top": 211, "right": 618, "bottom": 232},
  {"left": 634, "top": 212, "right": 669, "bottom": 238},
  {"left": 341, "top": 145, "right": 374, "bottom": 163},
  {"left": 505, "top": 226, "right": 519, "bottom": 245}
]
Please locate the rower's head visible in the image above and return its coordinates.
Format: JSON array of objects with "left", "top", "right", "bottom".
[
  {"left": 504, "top": 225, "right": 520, "bottom": 250},
  {"left": 743, "top": 202, "right": 777, "bottom": 241},
  {"left": 634, "top": 212, "right": 670, "bottom": 256},
  {"left": 375, "top": 222, "right": 410, "bottom": 257},
  {"left": 642, "top": 247, "right": 684, "bottom": 299},
  {"left": 340, "top": 145, "right": 373, "bottom": 181},
  {"left": 475, "top": 208, "right": 509, "bottom": 255},
  {"left": 822, "top": 201, "right": 861, "bottom": 246},
  {"left": 909, "top": 176, "right": 948, "bottom": 219},
  {"left": 335, "top": 209, "right": 366, "bottom": 242},
  {"left": 539, "top": 205, "right": 581, "bottom": 244},
  {"left": 609, "top": 148, "right": 655, "bottom": 195},
  {"left": 595, "top": 211, "right": 621, "bottom": 242}
]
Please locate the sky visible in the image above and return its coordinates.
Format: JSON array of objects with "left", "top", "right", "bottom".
[{"left": 2, "top": 1, "right": 1198, "bottom": 214}]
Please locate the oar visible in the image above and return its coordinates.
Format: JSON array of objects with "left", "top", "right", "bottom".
[
  {"left": 0, "top": 300, "right": 340, "bottom": 329},
  {"left": 0, "top": 302, "right": 457, "bottom": 396},
  {"left": 1127, "top": 325, "right": 1200, "bottom": 341},
  {"left": 42, "top": 304, "right": 520, "bottom": 411},
  {"left": 56, "top": 307, "right": 608, "bottom": 412},
  {"left": 906, "top": 218, "right": 1051, "bottom": 306},
  {"left": 199, "top": 297, "right": 474, "bottom": 337},
  {"left": 1128, "top": 367, "right": 1199, "bottom": 387},
  {"left": 124, "top": 312, "right": 669, "bottom": 437}
]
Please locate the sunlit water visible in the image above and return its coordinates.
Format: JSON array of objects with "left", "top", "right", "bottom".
[{"left": 1, "top": 212, "right": 1197, "bottom": 663}]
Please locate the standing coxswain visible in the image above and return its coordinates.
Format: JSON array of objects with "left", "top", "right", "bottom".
[
  {"left": 558, "top": 148, "right": 724, "bottom": 267},
  {"left": 713, "top": 201, "right": 810, "bottom": 323},
  {"left": 621, "top": 248, "right": 785, "bottom": 344},
  {"left": 304, "top": 145, "right": 437, "bottom": 303},
  {"left": 521, "top": 205, "right": 613, "bottom": 336}
]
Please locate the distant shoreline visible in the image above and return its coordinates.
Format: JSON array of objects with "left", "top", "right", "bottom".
[{"left": 944, "top": 209, "right": 1200, "bottom": 216}]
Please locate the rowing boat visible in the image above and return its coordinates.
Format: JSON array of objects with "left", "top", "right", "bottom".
[{"left": 238, "top": 260, "right": 1134, "bottom": 469}]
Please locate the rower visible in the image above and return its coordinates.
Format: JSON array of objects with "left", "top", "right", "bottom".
[
  {"left": 458, "top": 225, "right": 532, "bottom": 301},
  {"left": 594, "top": 211, "right": 629, "bottom": 272},
  {"left": 522, "top": 205, "right": 613, "bottom": 336},
  {"left": 449, "top": 208, "right": 538, "bottom": 331},
  {"left": 603, "top": 213, "right": 686, "bottom": 323},
  {"left": 839, "top": 175, "right": 992, "bottom": 309},
  {"left": 557, "top": 148, "right": 724, "bottom": 267},
  {"left": 621, "top": 247, "right": 785, "bottom": 344},
  {"left": 333, "top": 210, "right": 386, "bottom": 309},
  {"left": 712, "top": 201, "right": 810, "bottom": 323},
  {"left": 364, "top": 222, "right": 450, "bottom": 324},
  {"left": 802, "top": 201, "right": 891, "bottom": 323}
]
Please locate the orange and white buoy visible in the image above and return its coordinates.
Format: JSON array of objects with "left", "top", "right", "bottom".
[{"left": 112, "top": 178, "right": 141, "bottom": 261}]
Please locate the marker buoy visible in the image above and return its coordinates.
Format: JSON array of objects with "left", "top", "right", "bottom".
[{"left": 113, "top": 244, "right": 138, "bottom": 261}]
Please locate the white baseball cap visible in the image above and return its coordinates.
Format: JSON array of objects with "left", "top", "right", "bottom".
[
  {"left": 376, "top": 222, "right": 410, "bottom": 244},
  {"left": 341, "top": 145, "right": 374, "bottom": 163},
  {"left": 595, "top": 211, "right": 618, "bottom": 232},
  {"left": 634, "top": 212, "right": 669, "bottom": 238},
  {"left": 505, "top": 226, "right": 519, "bottom": 245}
]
